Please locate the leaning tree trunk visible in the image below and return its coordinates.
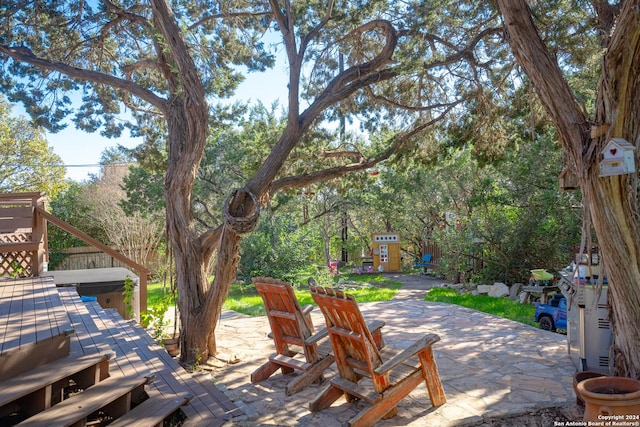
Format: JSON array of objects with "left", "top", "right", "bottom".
[
  {"left": 152, "top": 0, "right": 228, "bottom": 366},
  {"left": 498, "top": 0, "right": 640, "bottom": 378},
  {"left": 587, "top": 0, "right": 640, "bottom": 378},
  {"left": 204, "top": 189, "right": 260, "bottom": 354},
  {"left": 164, "top": 95, "right": 213, "bottom": 365}
]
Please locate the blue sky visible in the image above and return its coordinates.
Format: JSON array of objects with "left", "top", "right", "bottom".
[{"left": 39, "top": 63, "right": 288, "bottom": 182}]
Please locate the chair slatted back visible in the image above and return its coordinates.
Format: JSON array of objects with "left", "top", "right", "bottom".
[
  {"left": 253, "top": 277, "right": 312, "bottom": 352},
  {"left": 308, "top": 286, "right": 446, "bottom": 424},
  {"left": 310, "top": 286, "right": 385, "bottom": 385}
]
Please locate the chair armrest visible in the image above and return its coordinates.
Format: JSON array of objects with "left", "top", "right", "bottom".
[
  {"left": 366, "top": 320, "right": 385, "bottom": 334},
  {"left": 373, "top": 333, "right": 440, "bottom": 376},
  {"left": 305, "top": 326, "right": 329, "bottom": 345},
  {"left": 302, "top": 304, "right": 314, "bottom": 316},
  {"left": 301, "top": 304, "right": 315, "bottom": 331}
]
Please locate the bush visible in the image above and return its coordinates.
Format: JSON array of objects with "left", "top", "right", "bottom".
[{"left": 238, "top": 215, "right": 314, "bottom": 283}]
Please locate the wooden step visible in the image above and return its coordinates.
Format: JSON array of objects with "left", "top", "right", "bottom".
[
  {"left": 17, "top": 375, "right": 154, "bottom": 427},
  {"left": 108, "top": 392, "right": 192, "bottom": 427},
  {"left": 0, "top": 353, "right": 112, "bottom": 410},
  {"left": 0, "top": 277, "right": 75, "bottom": 382}
]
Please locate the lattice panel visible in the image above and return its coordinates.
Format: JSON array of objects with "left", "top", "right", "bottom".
[
  {"left": 0, "top": 232, "right": 32, "bottom": 244},
  {"left": 0, "top": 233, "right": 34, "bottom": 277},
  {"left": 0, "top": 250, "right": 33, "bottom": 277}
]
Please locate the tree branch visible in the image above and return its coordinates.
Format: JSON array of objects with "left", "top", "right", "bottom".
[
  {"left": 299, "top": 0, "right": 335, "bottom": 53},
  {"left": 0, "top": 45, "right": 168, "bottom": 112},
  {"left": 270, "top": 102, "right": 458, "bottom": 194},
  {"left": 301, "top": 19, "right": 399, "bottom": 126},
  {"left": 270, "top": 0, "right": 301, "bottom": 120},
  {"left": 188, "top": 10, "right": 272, "bottom": 31},
  {"left": 590, "top": 0, "right": 623, "bottom": 43},
  {"left": 149, "top": 0, "right": 204, "bottom": 97},
  {"left": 196, "top": 224, "right": 222, "bottom": 266},
  {"left": 497, "top": 0, "right": 590, "bottom": 168}
]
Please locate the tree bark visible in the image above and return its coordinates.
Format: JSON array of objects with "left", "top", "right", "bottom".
[
  {"left": 150, "top": 0, "right": 214, "bottom": 365},
  {"left": 164, "top": 95, "right": 213, "bottom": 364},
  {"left": 497, "top": 0, "right": 640, "bottom": 378}
]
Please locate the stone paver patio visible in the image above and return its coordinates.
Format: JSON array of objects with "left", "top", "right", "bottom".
[{"left": 207, "top": 281, "right": 579, "bottom": 426}]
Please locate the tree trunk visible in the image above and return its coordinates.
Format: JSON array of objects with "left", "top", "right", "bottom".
[
  {"left": 151, "top": 0, "right": 224, "bottom": 366},
  {"left": 155, "top": 2, "right": 416, "bottom": 365},
  {"left": 173, "top": 242, "right": 211, "bottom": 363},
  {"left": 205, "top": 228, "right": 243, "bottom": 354},
  {"left": 162, "top": 59, "right": 311, "bottom": 365},
  {"left": 588, "top": 0, "right": 640, "bottom": 378},
  {"left": 497, "top": 0, "right": 640, "bottom": 378},
  {"left": 164, "top": 95, "right": 213, "bottom": 365}
]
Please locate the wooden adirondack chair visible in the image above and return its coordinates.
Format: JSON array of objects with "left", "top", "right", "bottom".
[
  {"left": 309, "top": 286, "right": 446, "bottom": 427},
  {"left": 251, "top": 277, "right": 336, "bottom": 395}
]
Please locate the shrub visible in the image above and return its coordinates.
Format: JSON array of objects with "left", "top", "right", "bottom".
[{"left": 238, "top": 215, "right": 314, "bottom": 283}]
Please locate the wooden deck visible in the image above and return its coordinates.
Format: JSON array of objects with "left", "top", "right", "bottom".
[
  {"left": 1, "top": 277, "right": 241, "bottom": 426},
  {"left": 0, "top": 277, "right": 74, "bottom": 381},
  {"left": 0, "top": 277, "right": 72, "bottom": 355}
]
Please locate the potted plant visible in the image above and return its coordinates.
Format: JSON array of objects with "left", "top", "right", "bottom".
[
  {"left": 162, "top": 295, "right": 180, "bottom": 357},
  {"left": 577, "top": 376, "right": 640, "bottom": 422},
  {"left": 141, "top": 293, "right": 171, "bottom": 341},
  {"left": 573, "top": 371, "right": 605, "bottom": 405},
  {"left": 143, "top": 244, "right": 181, "bottom": 356},
  {"left": 142, "top": 291, "right": 179, "bottom": 356}
]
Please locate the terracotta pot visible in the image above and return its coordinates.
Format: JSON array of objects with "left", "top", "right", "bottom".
[
  {"left": 577, "top": 376, "right": 640, "bottom": 422},
  {"left": 163, "top": 336, "right": 180, "bottom": 357},
  {"left": 573, "top": 371, "right": 606, "bottom": 405}
]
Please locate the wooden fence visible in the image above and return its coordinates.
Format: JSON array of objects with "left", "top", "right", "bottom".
[
  {"left": 422, "top": 241, "right": 442, "bottom": 263},
  {"left": 52, "top": 246, "right": 162, "bottom": 275}
]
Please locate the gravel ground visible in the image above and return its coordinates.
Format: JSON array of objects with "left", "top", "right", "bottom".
[{"left": 470, "top": 405, "right": 584, "bottom": 427}]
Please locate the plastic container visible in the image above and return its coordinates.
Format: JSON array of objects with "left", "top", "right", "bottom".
[{"left": 531, "top": 269, "right": 554, "bottom": 281}]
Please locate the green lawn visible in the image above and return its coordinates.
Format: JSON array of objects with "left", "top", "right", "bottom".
[
  {"left": 147, "top": 281, "right": 175, "bottom": 307},
  {"left": 147, "top": 274, "right": 402, "bottom": 317},
  {"left": 424, "top": 287, "right": 537, "bottom": 327},
  {"left": 224, "top": 274, "right": 402, "bottom": 316},
  {"left": 147, "top": 276, "right": 536, "bottom": 327}
]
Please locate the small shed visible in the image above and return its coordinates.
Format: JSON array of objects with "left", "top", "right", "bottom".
[
  {"left": 599, "top": 138, "right": 636, "bottom": 177},
  {"left": 371, "top": 232, "right": 401, "bottom": 272}
]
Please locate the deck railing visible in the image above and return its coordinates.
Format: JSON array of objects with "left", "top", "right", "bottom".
[
  {"left": 0, "top": 192, "right": 47, "bottom": 277},
  {"left": 0, "top": 192, "right": 148, "bottom": 313}
]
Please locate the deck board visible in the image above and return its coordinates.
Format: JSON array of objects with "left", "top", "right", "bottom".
[
  {"left": 99, "top": 307, "right": 178, "bottom": 397},
  {"left": 99, "top": 305, "right": 238, "bottom": 424},
  {"left": 86, "top": 302, "right": 152, "bottom": 379},
  {"left": 0, "top": 277, "right": 237, "bottom": 426},
  {"left": 1, "top": 281, "right": 20, "bottom": 354},
  {"left": 0, "top": 283, "right": 11, "bottom": 352},
  {"left": 57, "top": 287, "right": 110, "bottom": 355},
  {"left": 20, "top": 280, "right": 36, "bottom": 347},
  {"left": 0, "top": 277, "right": 72, "bottom": 357},
  {"left": 33, "top": 280, "right": 49, "bottom": 344},
  {"left": 57, "top": 285, "right": 237, "bottom": 426}
]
